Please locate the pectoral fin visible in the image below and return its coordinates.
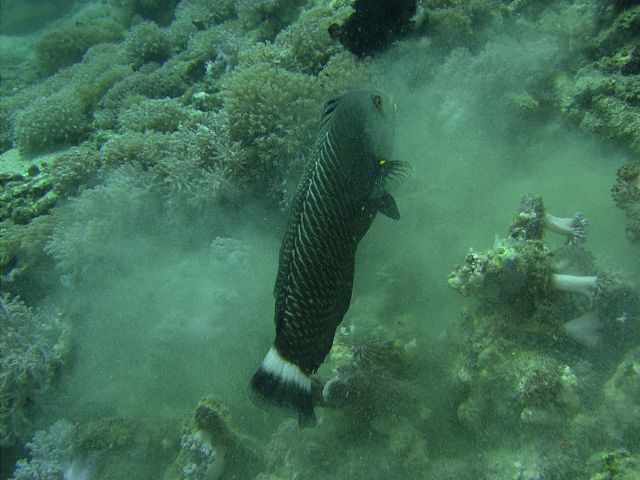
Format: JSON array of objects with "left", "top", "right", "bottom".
[{"left": 377, "top": 193, "right": 400, "bottom": 220}]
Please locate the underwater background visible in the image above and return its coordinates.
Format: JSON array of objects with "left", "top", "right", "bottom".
[{"left": 1, "top": 0, "right": 639, "bottom": 478}]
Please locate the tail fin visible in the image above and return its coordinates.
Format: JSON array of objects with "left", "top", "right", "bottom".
[{"left": 250, "top": 346, "right": 316, "bottom": 427}]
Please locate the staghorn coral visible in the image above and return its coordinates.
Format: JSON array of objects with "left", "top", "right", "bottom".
[{"left": 0, "top": 296, "right": 70, "bottom": 446}]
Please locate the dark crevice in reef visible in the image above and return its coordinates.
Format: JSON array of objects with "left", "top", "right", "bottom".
[{"left": 330, "top": 0, "right": 416, "bottom": 57}]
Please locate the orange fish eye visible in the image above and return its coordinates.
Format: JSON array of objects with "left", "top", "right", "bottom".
[{"left": 372, "top": 95, "right": 383, "bottom": 109}]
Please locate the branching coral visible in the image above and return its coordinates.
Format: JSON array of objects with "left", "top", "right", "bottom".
[
  {"left": 0, "top": 296, "right": 70, "bottom": 446},
  {"left": 611, "top": 160, "right": 640, "bottom": 245},
  {"left": 100, "top": 109, "right": 241, "bottom": 211},
  {"left": 0, "top": 215, "right": 57, "bottom": 298},
  {"left": 44, "top": 165, "right": 157, "bottom": 281},
  {"left": 12, "top": 416, "right": 160, "bottom": 479},
  {"left": 11, "top": 419, "right": 76, "bottom": 479}
]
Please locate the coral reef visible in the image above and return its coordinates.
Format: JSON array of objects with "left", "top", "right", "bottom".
[
  {"left": 599, "top": 347, "right": 640, "bottom": 449},
  {"left": 124, "top": 21, "right": 172, "bottom": 68},
  {"left": 165, "top": 395, "right": 263, "bottom": 480},
  {"left": 2, "top": 0, "right": 640, "bottom": 478},
  {"left": 34, "top": 16, "right": 123, "bottom": 75},
  {"left": 235, "top": 0, "right": 307, "bottom": 41},
  {"left": 0, "top": 296, "right": 70, "bottom": 446},
  {"left": 11, "top": 419, "right": 76, "bottom": 480},
  {"left": 13, "top": 89, "right": 91, "bottom": 156},
  {"left": 322, "top": 331, "right": 421, "bottom": 425},
  {"left": 455, "top": 335, "right": 581, "bottom": 433},
  {"left": 555, "top": 4, "right": 640, "bottom": 153},
  {"left": 587, "top": 449, "right": 640, "bottom": 480},
  {"left": 0, "top": 214, "right": 57, "bottom": 299},
  {"left": 449, "top": 194, "right": 638, "bottom": 346},
  {"left": 411, "top": 0, "right": 502, "bottom": 52},
  {"left": 43, "top": 165, "right": 158, "bottom": 283},
  {"left": 12, "top": 415, "right": 179, "bottom": 479},
  {"left": 448, "top": 194, "right": 639, "bottom": 447},
  {"left": 611, "top": 160, "right": 640, "bottom": 245},
  {"left": 1, "top": 144, "right": 101, "bottom": 224},
  {"left": 111, "top": 0, "right": 181, "bottom": 26}
]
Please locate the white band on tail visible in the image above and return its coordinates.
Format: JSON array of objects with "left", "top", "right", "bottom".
[{"left": 261, "top": 346, "right": 311, "bottom": 392}]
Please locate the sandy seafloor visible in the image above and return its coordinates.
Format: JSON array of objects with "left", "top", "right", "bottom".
[{"left": 1, "top": 0, "right": 639, "bottom": 479}]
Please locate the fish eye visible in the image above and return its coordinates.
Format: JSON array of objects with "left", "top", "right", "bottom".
[{"left": 372, "top": 95, "right": 383, "bottom": 110}]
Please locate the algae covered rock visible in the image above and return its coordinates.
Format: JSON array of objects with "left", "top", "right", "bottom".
[
  {"left": 165, "top": 395, "right": 263, "bottom": 480},
  {"left": 600, "top": 347, "right": 640, "bottom": 448}
]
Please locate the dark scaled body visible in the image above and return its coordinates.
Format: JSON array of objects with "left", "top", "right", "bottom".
[{"left": 250, "top": 89, "right": 409, "bottom": 426}]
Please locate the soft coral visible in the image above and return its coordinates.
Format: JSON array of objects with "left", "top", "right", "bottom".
[{"left": 611, "top": 160, "right": 640, "bottom": 245}]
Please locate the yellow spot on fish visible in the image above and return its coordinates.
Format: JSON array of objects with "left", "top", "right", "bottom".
[{"left": 379, "top": 159, "right": 386, "bottom": 165}]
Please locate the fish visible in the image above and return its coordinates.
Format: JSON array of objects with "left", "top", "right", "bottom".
[{"left": 250, "top": 89, "right": 410, "bottom": 427}]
